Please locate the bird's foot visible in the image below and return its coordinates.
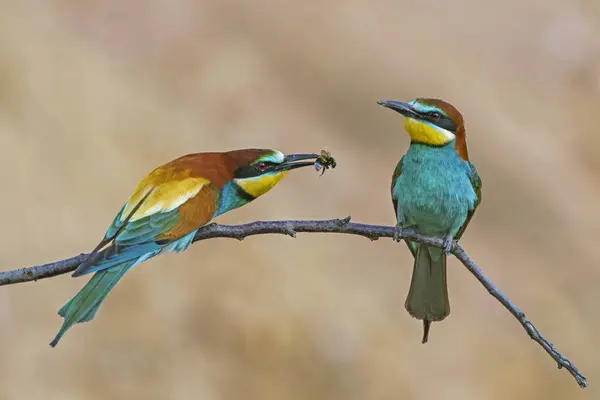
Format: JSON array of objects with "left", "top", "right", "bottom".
[
  {"left": 393, "top": 223, "right": 404, "bottom": 242},
  {"left": 442, "top": 235, "right": 454, "bottom": 255}
]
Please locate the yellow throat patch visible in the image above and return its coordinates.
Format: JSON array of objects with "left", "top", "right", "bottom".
[
  {"left": 404, "top": 118, "right": 455, "bottom": 146},
  {"left": 235, "top": 171, "right": 289, "bottom": 198}
]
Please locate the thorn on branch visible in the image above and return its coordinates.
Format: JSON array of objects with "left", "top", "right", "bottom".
[
  {"left": 230, "top": 228, "right": 245, "bottom": 241},
  {"left": 283, "top": 224, "right": 297, "bottom": 238},
  {"left": 336, "top": 216, "right": 352, "bottom": 226}
]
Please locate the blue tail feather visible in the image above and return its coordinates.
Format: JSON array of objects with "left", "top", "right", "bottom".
[
  {"left": 50, "top": 251, "right": 156, "bottom": 347},
  {"left": 50, "top": 262, "right": 135, "bottom": 347},
  {"left": 50, "top": 230, "right": 199, "bottom": 347}
]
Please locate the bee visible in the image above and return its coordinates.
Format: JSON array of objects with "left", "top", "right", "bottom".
[{"left": 314, "top": 150, "right": 337, "bottom": 176}]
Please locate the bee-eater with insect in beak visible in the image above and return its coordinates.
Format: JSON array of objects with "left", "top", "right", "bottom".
[
  {"left": 50, "top": 149, "right": 331, "bottom": 347},
  {"left": 377, "top": 98, "right": 482, "bottom": 344}
]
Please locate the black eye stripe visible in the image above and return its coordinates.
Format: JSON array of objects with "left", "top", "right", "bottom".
[
  {"left": 419, "top": 111, "right": 457, "bottom": 133},
  {"left": 234, "top": 161, "right": 279, "bottom": 178},
  {"left": 234, "top": 166, "right": 258, "bottom": 178},
  {"left": 434, "top": 116, "right": 457, "bottom": 133}
]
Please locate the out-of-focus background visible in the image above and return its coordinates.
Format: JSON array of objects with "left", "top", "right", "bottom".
[{"left": 1, "top": 0, "right": 599, "bottom": 399}]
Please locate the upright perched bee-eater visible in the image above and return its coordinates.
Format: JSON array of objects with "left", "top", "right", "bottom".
[
  {"left": 50, "top": 149, "right": 325, "bottom": 347},
  {"left": 378, "top": 98, "right": 482, "bottom": 343}
]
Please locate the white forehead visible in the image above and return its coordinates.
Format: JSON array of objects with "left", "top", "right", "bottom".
[
  {"left": 258, "top": 150, "right": 285, "bottom": 163},
  {"left": 410, "top": 101, "right": 441, "bottom": 114}
]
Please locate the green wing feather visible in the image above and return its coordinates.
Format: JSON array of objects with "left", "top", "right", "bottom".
[
  {"left": 103, "top": 204, "right": 127, "bottom": 240},
  {"left": 455, "top": 161, "right": 482, "bottom": 241},
  {"left": 390, "top": 155, "right": 404, "bottom": 217},
  {"left": 390, "top": 156, "right": 418, "bottom": 257},
  {"left": 73, "top": 198, "right": 183, "bottom": 277},
  {"left": 114, "top": 209, "right": 180, "bottom": 246}
]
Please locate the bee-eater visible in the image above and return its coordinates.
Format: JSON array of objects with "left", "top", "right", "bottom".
[
  {"left": 50, "top": 149, "right": 326, "bottom": 347},
  {"left": 377, "top": 98, "right": 482, "bottom": 343}
]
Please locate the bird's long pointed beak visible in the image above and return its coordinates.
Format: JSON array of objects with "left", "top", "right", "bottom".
[
  {"left": 377, "top": 100, "right": 419, "bottom": 119},
  {"left": 279, "top": 153, "right": 319, "bottom": 171}
]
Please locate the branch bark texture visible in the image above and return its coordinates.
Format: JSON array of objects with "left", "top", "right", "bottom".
[{"left": 0, "top": 217, "right": 587, "bottom": 388}]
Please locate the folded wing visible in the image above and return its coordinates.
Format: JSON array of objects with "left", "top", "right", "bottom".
[{"left": 72, "top": 170, "right": 217, "bottom": 277}]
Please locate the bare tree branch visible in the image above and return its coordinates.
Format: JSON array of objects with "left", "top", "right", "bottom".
[{"left": 0, "top": 217, "right": 587, "bottom": 388}]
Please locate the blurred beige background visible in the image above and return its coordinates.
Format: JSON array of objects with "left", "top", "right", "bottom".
[{"left": 1, "top": 0, "right": 599, "bottom": 399}]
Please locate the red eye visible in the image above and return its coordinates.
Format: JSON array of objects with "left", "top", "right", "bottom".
[
  {"left": 256, "top": 162, "right": 267, "bottom": 171},
  {"left": 431, "top": 112, "right": 440, "bottom": 120}
]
